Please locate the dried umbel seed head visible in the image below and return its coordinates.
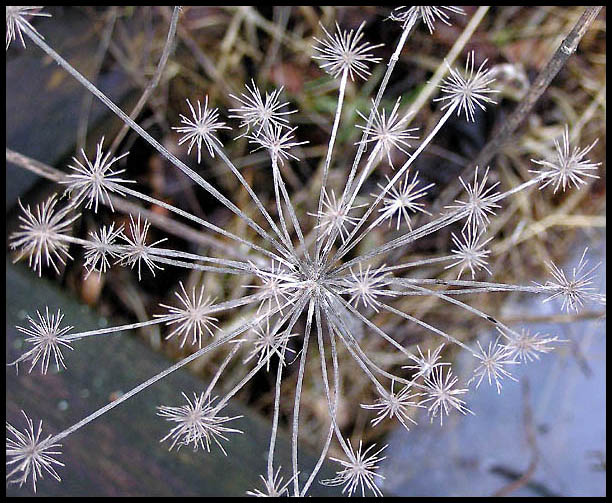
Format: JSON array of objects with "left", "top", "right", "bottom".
[
  {"left": 247, "top": 124, "right": 308, "bottom": 165},
  {"left": 229, "top": 80, "right": 297, "bottom": 138},
  {"left": 402, "top": 343, "right": 449, "bottom": 379},
  {"left": 540, "top": 247, "right": 603, "bottom": 313},
  {"left": 322, "top": 440, "right": 387, "bottom": 497},
  {"left": 499, "top": 328, "right": 561, "bottom": 363},
  {"left": 238, "top": 319, "right": 296, "bottom": 372},
  {"left": 246, "top": 466, "right": 296, "bottom": 497},
  {"left": 62, "top": 137, "right": 133, "bottom": 213},
  {"left": 82, "top": 223, "right": 125, "bottom": 277},
  {"left": 435, "top": 50, "right": 499, "bottom": 122},
  {"left": 530, "top": 125, "right": 601, "bottom": 193},
  {"left": 389, "top": 6, "right": 465, "bottom": 33},
  {"left": 468, "top": 337, "right": 518, "bottom": 394},
  {"left": 118, "top": 214, "right": 167, "bottom": 280},
  {"left": 247, "top": 259, "right": 299, "bottom": 315},
  {"left": 312, "top": 21, "right": 383, "bottom": 81},
  {"left": 156, "top": 281, "right": 219, "bottom": 348},
  {"left": 376, "top": 171, "right": 433, "bottom": 231},
  {"left": 156, "top": 392, "right": 242, "bottom": 455},
  {"left": 6, "top": 411, "right": 64, "bottom": 492},
  {"left": 173, "top": 96, "right": 231, "bottom": 163},
  {"left": 446, "top": 227, "right": 493, "bottom": 279},
  {"left": 6, "top": 6, "right": 51, "bottom": 50},
  {"left": 10, "top": 196, "right": 80, "bottom": 277},
  {"left": 445, "top": 166, "right": 501, "bottom": 232},
  {"left": 421, "top": 366, "right": 472, "bottom": 425},
  {"left": 309, "top": 189, "right": 365, "bottom": 244},
  {"left": 344, "top": 263, "right": 395, "bottom": 312},
  {"left": 360, "top": 381, "right": 423, "bottom": 431},
  {"left": 11, "top": 307, "right": 74, "bottom": 375},
  {"left": 357, "top": 98, "right": 419, "bottom": 167}
]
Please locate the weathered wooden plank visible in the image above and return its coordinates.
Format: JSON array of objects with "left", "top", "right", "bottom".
[{"left": 6, "top": 261, "right": 341, "bottom": 496}]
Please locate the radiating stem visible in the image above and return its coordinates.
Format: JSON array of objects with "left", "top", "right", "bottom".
[
  {"left": 291, "top": 298, "right": 314, "bottom": 496},
  {"left": 331, "top": 103, "right": 458, "bottom": 268},
  {"left": 212, "top": 143, "right": 298, "bottom": 263},
  {"left": 46, "top": 301, "right": 291, "bottom": 445},
  {"left": 21, "top": 24, "right": 293, "bottom": 265},
  {"left": 321, "top": 15, "right": 417, "bottom": 264},
  {"left": 339, "top": 13, "right": 416, "bottom": 216},
  {"left": 267, "top": 357, "right": 284, "bottom": 482},
  {"left": 272, "top": 155, "right": 311, "bottom": 263},
  {"left": 314, "top": 68, "right": 348, "bottom": 263},
  {"left": 215, "top": 297, "right": 306, "bottom": 411},
  {"left": 300, "top": 302, "right": 336, "bottom": 496}
]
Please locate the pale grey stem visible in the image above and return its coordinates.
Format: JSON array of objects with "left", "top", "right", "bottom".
[
  {"left": 379, "top": 255, "right": 455, "bottom": 273},
  {"left": 331, "top": 103, "right": 459, "bottom": 266},
  {"left": 119, "top": 185, "right": 293, "bottom": 267},
  {"left": 331, "top": 291, "right": 416, "bottom": 359},
  {"left": 318, "top": 142, "right": 381, "bottom": 262},
  {"left": 401, "top": 281, "right": 519, "bottom": 337},
  {"left": 6, "top": 147, "right": 264, "bottom": 262},
  {"left": 403, "top": 6, "right": 490, "bottom": 126},
  {"left": 391, "top": 277, "right": 545, "bottom": 295},
  {"left": 321, "top": 294, "right": 412, "bottom": 388},
  {"left": 321, "top": 299, "right": 401, "bottom": 393},
  {"left": 110, "top": 6, "right": 181, "bottom": 154},
  {"left": 272, "top": 156, "right": 311, "bottom": 263},
  {"left": 300, "top": 302, "right": 336, "bottom": 496},
  {"left": 205, "top": 293, "right": 272, "bottom": 315},
  {"left": 343, "top": 142, "right": 381, "bottom": 212},
  {"left": 320, "top": 314, "right": 355, "bottom": 458},
  {"left": 326, "top": 318, "right": 348, "bottom": 453},
  {"left": 212, "top": 143, "right": 298, "bottom": 263},
  {"left": 267, "top": 357, "right": 284, "bottom": 482},
  {"left": 381, "top": 303, "right": 473, "bottom": 353},
  {"left": 272, "top": 158, "right": 293, "bottom": 246},
  {"left": 384, "top": 286, "right": 544, "bottom": 297},
  {"left": 314, "top": 68, "right": 349, "bottom": 263},
  {"left": 150, "top": 255, "right": 247, "bottom": 275},
  {"left": 21, "top": 24, "right": 293, "bottom": 263},
  {"left": 146, "top": 247, "right": 254, "bottom": 272},
  {"left": 215, "top": 297, "right": 306, "bottom": 411},
  {"left": 46, "top": 299, "right": 290, "bottom": 446},
  {"left": 204, "top": 341, "right": 244, "bottom": 399},
  {"left": 319, "top": 13, "right": 417, "bottom": 262},
  {"left": 64, "top": 315, "right": 179, "bottom": 342},
  {"left": 336, "top": 13, "right": 417, "bottom": 227},
  {"left": 291, "top": 298, "right": 315, "bottom": 496},
  {"left": 333, "top": 209, "right": 466, "bottom": 275},
  {"left": 334, "top": 176, "right": 546, "bottom": 273}
]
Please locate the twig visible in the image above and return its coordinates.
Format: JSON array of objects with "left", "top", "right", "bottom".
[
  {"left": 77, "top": 7, "right": 117, "bottom": 153},
  {"left": 492, "top": 378, "right": 539, "bottom": 497},
  {"left": 501, "top": 309, "right": 606, "bottom": 325},
  {"left": 6, "top": 147, "right": 254, "bottom": 262},
  {"left": 109, "top": 6, "right": 181, "bottom": 154},
  {"left": 161, "top": 6, "right": 237, "bottom": 100}
]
